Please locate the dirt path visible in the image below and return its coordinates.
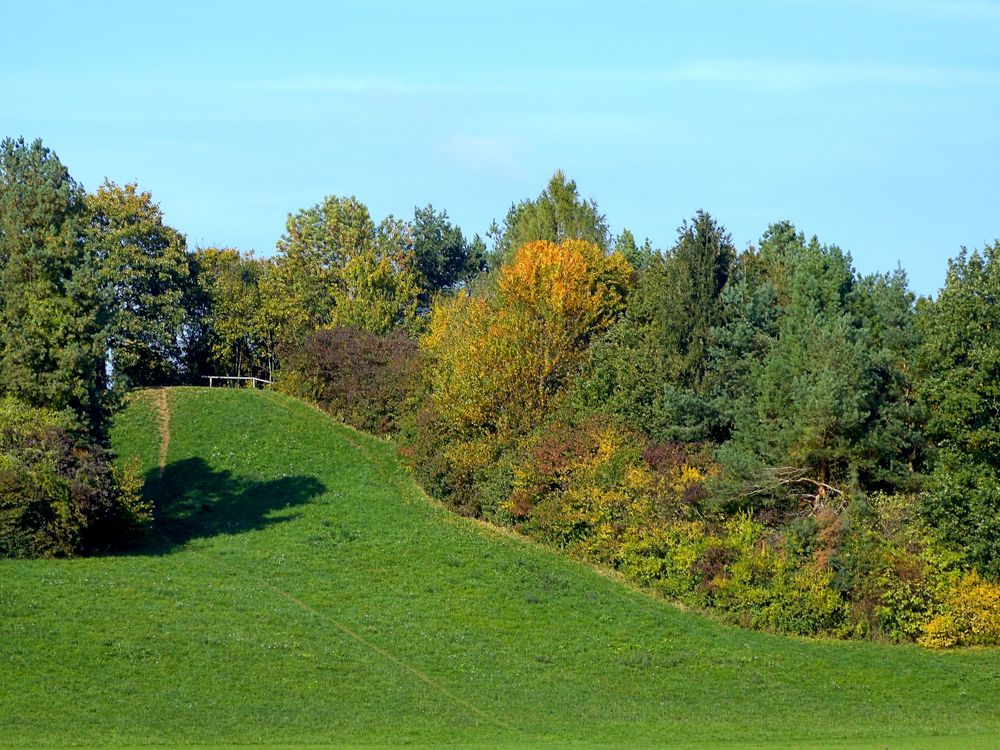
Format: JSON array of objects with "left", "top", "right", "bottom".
[{"left": 153, "top": 388, "right": 170, "bottom": 476}]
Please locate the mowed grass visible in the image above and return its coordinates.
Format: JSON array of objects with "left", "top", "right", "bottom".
[{"left": 3, "top": 387, "right": 1000, "bottom": 750}]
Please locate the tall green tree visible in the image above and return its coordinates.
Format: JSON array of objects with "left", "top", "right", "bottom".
[
  {"left": 639, "top": 211, "right": 736, "bottom": 388},
  {"left": 613, "top": 228, "right": 653, "bottom": 271},
  {"left": 488, "top": 170, "right": 609, "bottom": 265},
  {"left": 574, "top": 212, "right": 735, "bottom": 442},
  {"left": 713, "top": 224, "right": 922, "bottom": 509},
  {"left": 190, "top": 247, "right": 272, "bottom": 379},
  {"left": 0, "top": 137, "right": 109, "bottom": 438},
  {"left": 265, "top": 195, "right": 420, "bottom": 344},
  {"left": 87, "top": 180, "right": 190, "bottom": 387},
  {"left": 916, "top": 243, "right": 1000, "bottom": 575},
  {"left": 849, "top": 268, "right": 925, "bottom": 491},
  {"left": 411, "top": 204, "right": 487, "bottom": 305}
]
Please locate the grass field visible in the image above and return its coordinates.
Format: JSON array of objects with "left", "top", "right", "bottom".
[{"left": 2, "top": 387, "right": 1000, "bottom": 749}]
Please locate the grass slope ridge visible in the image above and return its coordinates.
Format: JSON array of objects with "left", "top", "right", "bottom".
[{"left": 1, "top": 387, "right": 999, "bottom": 750}]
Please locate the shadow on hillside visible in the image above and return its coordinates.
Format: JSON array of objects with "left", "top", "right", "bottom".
[{"left": 136, "top": 457, "right": 326, "bottom": 554}]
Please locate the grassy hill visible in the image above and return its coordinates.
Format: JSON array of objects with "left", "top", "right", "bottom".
[{"left": 3, "top": 387, "right": 1000, "bottom": 749}]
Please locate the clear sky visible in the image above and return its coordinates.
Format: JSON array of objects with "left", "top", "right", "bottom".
[{"left": 3, "top": 0, "right": 998, "bottom": 296}]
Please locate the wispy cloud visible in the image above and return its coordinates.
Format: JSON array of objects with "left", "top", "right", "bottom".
[
  {"left": 253, "top": 75, "right": 452, "bottom": 96},
  {"left": 251, "top": 76, "right": 527, "bottom": 98},
  {"left": 875, "top": 0, "right": 1000, "bottom": 21},
  {"left": 588, "top": 60, "right": 1000, "bottom": 91}
]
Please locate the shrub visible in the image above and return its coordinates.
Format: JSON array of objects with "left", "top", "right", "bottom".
[
  {"left": 396, "top": 406, "right": 494, "bottom": 517},
  {"left": 279, "top": 325, "right": 419, "bottom": 435},
  {"left": 0, "top": 398, "right": 150, "bottom": 558},
  {"left": 619, "top": 520, "right": 714, "bottom": 604},
  {"left": 705, "top": 515, "right": 848, "bottom": 635},
  {"left": 920, "top": 571, "right": 1000, "bottom": 649},
  {"left": 502, "top": 416, "right": 723, "bottom": 597},
  {"left": 832, "top": 493, "right": 957, "bottom": 642}
]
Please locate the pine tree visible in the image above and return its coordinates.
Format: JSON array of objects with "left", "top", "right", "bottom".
[
  {"left": 716, "top": 227, "right": 869, "bottom": 509},
  {"left": 916, "top": 243, "right": 1000, "bottom": 574}
]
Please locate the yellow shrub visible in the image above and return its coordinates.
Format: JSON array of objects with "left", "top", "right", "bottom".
[{"left": 920, "top": 571, "right": 1000, "bottom": 649}]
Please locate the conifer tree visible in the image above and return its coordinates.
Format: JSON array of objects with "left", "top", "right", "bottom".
[
  {"left": 488, "top": 171, "right": 609, "bottom": 265},
  {"left": 732, "top": 238, "right": 867, "bottom": 501},
  {"left": 916, "top": 243, "right": 1000, "bottom": 574},
  {"left": 575, "top": 212, "right": 735, "bottom": 442}
]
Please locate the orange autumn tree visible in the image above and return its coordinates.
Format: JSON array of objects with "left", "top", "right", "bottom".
[{"left": 418, "top": 240, "right": 632, "bottom": 505}]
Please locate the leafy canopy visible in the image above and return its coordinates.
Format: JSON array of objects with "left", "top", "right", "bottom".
[
  {"left": 265, "top": 195, "right": 421, "bottom": 342},
  {"left": 87, "top": 180, "right": 191, "bottom": 388},
  {"left": 488, "top": 171, "right": 609, "bottom": 266},
  {"left": 0, "top": 137, "right": 109, "bottom": 438}
]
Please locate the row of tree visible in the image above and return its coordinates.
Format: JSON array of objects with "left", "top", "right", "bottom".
[
  {"left": 0, "top": 137, "right": 488, "bottom": 430},
  {"left": 277, "top": 171, "right": 1000, "bottom": 645},
  {"left": 3, "top": 137, "right": 999, "bottom": 647},
  {"left": 0, "top": 138, "right": 483, "bottom": 554}
]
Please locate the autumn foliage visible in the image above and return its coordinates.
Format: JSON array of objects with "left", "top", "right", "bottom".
[
  {"left": 423, "top": 239, "right": 631, "bottom": 437},
  {"left": 404, "top": 240, "right": 631, "bottom": 514}
]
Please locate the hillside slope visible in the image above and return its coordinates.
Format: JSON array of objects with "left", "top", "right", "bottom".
[{"left": 2, "top": 387, "right": 1000, "bottom": 749}]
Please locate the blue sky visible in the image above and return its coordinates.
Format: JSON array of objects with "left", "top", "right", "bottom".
[{"left": 3, "top": 0, "right": 999, "bottom": 296}]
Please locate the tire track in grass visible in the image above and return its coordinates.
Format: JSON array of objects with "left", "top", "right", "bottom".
[
  {"left": 191, "top": 547, "right": 518, "bottom": 734},
  {"left": 162, "top": 387, "right": 519, "bottom": 735}
]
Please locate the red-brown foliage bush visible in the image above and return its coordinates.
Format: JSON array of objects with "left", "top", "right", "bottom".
[{"left": 279, "top": 325, "right": 419, "bottom": 435}]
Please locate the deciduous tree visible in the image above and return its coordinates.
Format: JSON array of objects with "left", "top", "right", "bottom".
[
  {"left": 87, "top": 180, "right": 190, "bottom": 387},
  {"left": 266, "top": 196, "right": 421, "bottom": 343},
  {"left": 488, "top": 171, "right": 609, "bottom": 266},
  {"left": 0, "top": 137, "right": 109, "bottom": 437}
]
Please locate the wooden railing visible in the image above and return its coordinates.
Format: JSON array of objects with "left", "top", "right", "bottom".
[{"left": 202, "top": 376, "right": 273, "bottom": 389}]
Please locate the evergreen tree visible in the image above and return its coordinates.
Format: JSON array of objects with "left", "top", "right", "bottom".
[
  {"left": 916, "top": 243, "right": 1000, "bottom": 574},
  {"left": 575, "top": 212, "right": 734, "bottom": 442},
  {"left": 719, "top": 225, "right": 872, "bottom": 504},
  {"left": 703, "top": 248, "right": 780, "bottom": 436},
  {"left": 411, "top": 204, "right": 487, "bottom": 305},
  {"left": 638, "top": 211, "right": 736, "bottom": 388},
  {"left": 613, "top": 228, "right": 653, "bottom": 272},
  {"left": 0, "top": 137, "right": 109, "bottom": 438},
  {"left": 849, "top": 268, "right": 925, "bottom": 491}
]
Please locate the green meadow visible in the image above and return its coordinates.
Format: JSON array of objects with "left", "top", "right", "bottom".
[{"left": 2, "top": 387, "right": 999, "bottom": 749}]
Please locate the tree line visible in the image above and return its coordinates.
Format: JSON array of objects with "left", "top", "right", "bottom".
[{"left": 2, "top": 137, "right": 998, "bottom": 648}]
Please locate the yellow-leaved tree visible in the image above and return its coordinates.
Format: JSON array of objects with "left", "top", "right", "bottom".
[{"left": 412, "top": 239, "right": 632, "bottom": 512}]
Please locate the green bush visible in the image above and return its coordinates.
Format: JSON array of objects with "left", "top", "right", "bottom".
[
  {"left": 0, "top": 398, "right": 150, "bottom": 558},
  {"left": 832, "top": 493, "right": 957, "bottom": 642}
]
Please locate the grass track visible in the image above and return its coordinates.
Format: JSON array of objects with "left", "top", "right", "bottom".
[{"left": 2, "top": 387, "right": 1000, "bottom": 749}]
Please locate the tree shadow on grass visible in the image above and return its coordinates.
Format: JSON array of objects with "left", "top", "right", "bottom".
[{"left": 137, "top": 457, "right": 326, "bottom": 553}]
